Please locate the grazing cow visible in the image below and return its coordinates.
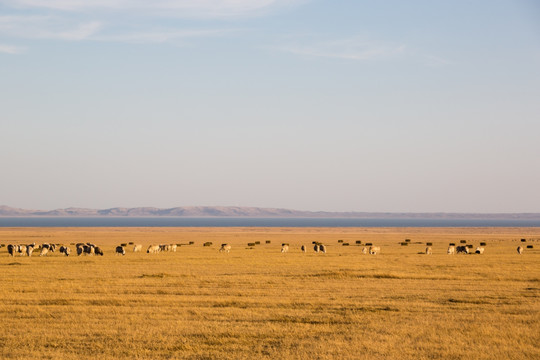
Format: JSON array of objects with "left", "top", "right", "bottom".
[
  {"left": 18, "top": 245, "right": 27, "bottom": 256},
  {"left": 84, "top": 244, "right": 95, "bottom": 256},
  {"left": 281, "top": 244, "right": 289, "bottom": 253},
  {"left": 95, "top": 247, "right": 104, "bottom": 256},
  {"left": 219, "top": 244, "right": 232, "bottom": 253},
  {"left": 159, "top": 244, "right": 171, "bottom": 252},
  {"left": 369, "top": 246, "right": 380, "bottom": 255},
  {"left": 76, "top": 244, "right": 84, "bottom": 256},
  {"left": 147, "top": 245, "right": 160, "bottom": 254},
  {"left": 362, "top": 247, "right": 368, "bottom": 255},
  {"left": 59, "top": 246, "right": 71, "bottom": 256},
  {"left": 517, "top": 246, "right": 524, "bottom": 255},
  {"left": 426, "top": 247, "right": 432, "bottom": 255},
  {"left": 7, "top": 244, "right": 16, "bottom": 257},
  {"left": 456, "top": 246, "right": 469, "bottom": 254},
  {"left": 319, "top": 244, "right": 326, "bottom": 253},
  {"left": 301, "top": 245, "right": 306, "bottom": 253},
  {"left": 447, "top": 246, "right": 455, "bottom": 255},
  {"left": 133, "top": 244, "right": 142, "bottom": 252},
  {"left": 314, "top": 244, "right": 320, "bottom": 253},
  {"left": 475, "top": 247, "right": 485, "bottom": 254},
  {"left": 26, "top": 243, "right": 36, "bottom": 257},
  {"left": 170, "top": 244, "right": 177, "bottom": 252},
  {"left": 115, "top": 246, "right": 126, "bottom": 256}
]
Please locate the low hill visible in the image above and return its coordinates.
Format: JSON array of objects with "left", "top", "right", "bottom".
[{"left": 1, "top": 205, "right": 540, "bottom": 219}]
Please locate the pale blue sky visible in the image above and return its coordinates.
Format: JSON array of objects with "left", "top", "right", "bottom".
[{"left": 1, "top": 0, "right": 539, "bottom": 212}]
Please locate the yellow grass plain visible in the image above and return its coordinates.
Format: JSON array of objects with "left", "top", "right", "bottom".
[{"left": 0, "top": 227, "right": 539, "bottom": 359}]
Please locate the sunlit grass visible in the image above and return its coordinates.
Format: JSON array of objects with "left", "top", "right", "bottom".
[{"left": 0, "top": 227, "right": 539, "bottom": 359}]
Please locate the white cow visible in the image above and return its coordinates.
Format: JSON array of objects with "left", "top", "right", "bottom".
[
  {"left": 362, "top": 247, "right": 368, "bottom": 255},
  {"left": 281, "top": 244, "right": 289, "bottom": 253},
  {"left": 517, "top": 246, "right": 524, "bottom": 255},
  {"left": 26, "top": 243, "right": 36, "bottom": 257},
  {"left": 425, "top": 246, "right": 432, "bottom": 255},
  {"left": 369, "top": 246, "right": 380, "bottom": 255},
  {"left": 170, "top": 244, "right": 177, "bottom": 252},
  {"left": 18, "top": 245, "right": 27, "bottom": 256},
  {"left": 447, "top": 246, "right": 455, "bottom": 255},
  {"left": 133, "top": 244, "right": 142, "bottom": 252},
  {"left": 475, "top": 247, "right": 484, "bottom": 254},
  {"left": 147, "top": 245, "right": 160, "bottom": 254}
]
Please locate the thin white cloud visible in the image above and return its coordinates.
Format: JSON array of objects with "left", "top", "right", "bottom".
[
  {"left": 2, "top": 0, "right": 306, "bottom": 18},
  {"left": 41, "top": 21, "right": 102, "bottom": 40},
  {"left": 0, "top": 15, "right": 102, "bottom": 40},
  {"left": 95, "top": 28, "right": 238, "bottom": 43},
  {"left": 0, "top": 43, "right": 24, "bottom": 54},
  {"left": 278, "top": 36, "right": 406, "bottom": 61}
]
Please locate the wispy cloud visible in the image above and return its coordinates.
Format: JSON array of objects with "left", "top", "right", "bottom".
[
  {"left": 0, "top": 15, "right": 101, "bottom": 40},
  {"left": 95, "top": 28, "right": 239, "bottom": 44},
  {"left": 0, "top": 43, "right": 24, "bottom": 54},
  {"left": 0, "top": 14, "right": 238, "bottom": 45},
  {"left": 2, "top": 0, "right": 306, "bottom": 18},
  {"left": 277, "top": 36, "right": 406, "bottom": 61},
  {"left": 0, "top": 1, "right": 303, "bottom": 50}
]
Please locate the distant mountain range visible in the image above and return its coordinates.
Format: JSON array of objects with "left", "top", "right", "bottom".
[{"left": 1, "top": 205, "right": 540, "bottom": 219}]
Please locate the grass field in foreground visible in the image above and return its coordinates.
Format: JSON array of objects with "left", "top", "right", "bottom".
[{"left": 0, "top": 227, "right": 539, "bottom": 359}]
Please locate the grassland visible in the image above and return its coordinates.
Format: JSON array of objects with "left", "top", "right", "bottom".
[{"left": 0, "top": 227, "right": 539, "bottom": 359}]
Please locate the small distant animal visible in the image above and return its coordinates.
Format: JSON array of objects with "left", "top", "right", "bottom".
[
  {"left": 25, "top": 243, "right": 36, "bottom": 257},
  {"left": 95, "top": 247, "right": 104, "bottom": 256},
  {"left": 147, "top": 245, "right": 160, "bottom": 254},
  {"left": 7, "top": 244, "right": 16, "bottom": 257},
  {"left": 41, "top": 243, "right": 57, "bottom": 256},
  {"left": 369, "top": 246, "right": 380, "bottom": 255},
  {"left": 425, "top": 247, "right": 432, "bottom": 255},
  {"left": 18, "top": 245, "right": 27, "bottom": 256},
  {"left": 83, "top": 244, "right": 95, "bottom": 256},
  {"left": 159, "top": 244, "right": 171, "bottom": 252},
  {"left": 517, "top": 246, "right": 524, "bottom": 255},
  {"left": 115, "top": 246, "right": 126, "bottom": 256},
  {"left": 456, "top": 246, "right": 469, "bottom": 254},
  {"left": 319, "top": 244, "right": 326, "bottom": 254},
  {"left": 447, "top": 246, "right": 455, "bottom": 255},
  {"left": 281, "top": 244, "right": 289, "bottom": 253},
  {"left": 475, "top": 247, "right": 484, "bottom": 254},
  {"left": 170, "top": 244, "right": 177, "bottom": 252},
  {"left": 133, "top": 244, "right": 142, "bottom": 252},
  {"left": 314, "top": 244, "right": 320, "bottom": 253},
  {"left": 301, "top": 245, "right": 306, "bottom": 253},
  {"left": 59, "top": 246, "right": 71, "bottom": 256},
  {"left": 219, "top": 244, "right": 232, "bottom": 253},
  {"left": 362, "top": 247, "right": 368, "bottom": 255}
]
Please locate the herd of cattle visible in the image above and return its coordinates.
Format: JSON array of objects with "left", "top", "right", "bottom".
[
  {"left": 2, "top": 242, "right": 529, "bottom": 257},
  {"left": 4, "top": 242, "right": 182, "bottom": 257}
]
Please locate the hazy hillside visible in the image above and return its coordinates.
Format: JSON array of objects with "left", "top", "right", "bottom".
[{"left": 1, "top": 205, "right": 540, "bottom": 219}]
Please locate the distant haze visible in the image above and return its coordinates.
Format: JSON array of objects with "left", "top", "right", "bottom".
[{"left": 1, "top": 1, "right": 539, "bottom": 212}]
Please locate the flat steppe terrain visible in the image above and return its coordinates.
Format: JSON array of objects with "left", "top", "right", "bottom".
[{"left": 0, "top": 227, "right": 539, "bottom": 359}]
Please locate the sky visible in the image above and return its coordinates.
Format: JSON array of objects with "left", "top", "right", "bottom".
[{"left": 1, "top": 0, "right": 539, "bottom": 213}]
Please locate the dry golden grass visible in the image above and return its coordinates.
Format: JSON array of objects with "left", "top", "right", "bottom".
[{"left": 0, "top": 227, "right": 539, "bottom": 359}]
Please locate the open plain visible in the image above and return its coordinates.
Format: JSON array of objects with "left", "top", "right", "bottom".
[{"left": 0, "top": 227, "right": 539, "bottom": 359}]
